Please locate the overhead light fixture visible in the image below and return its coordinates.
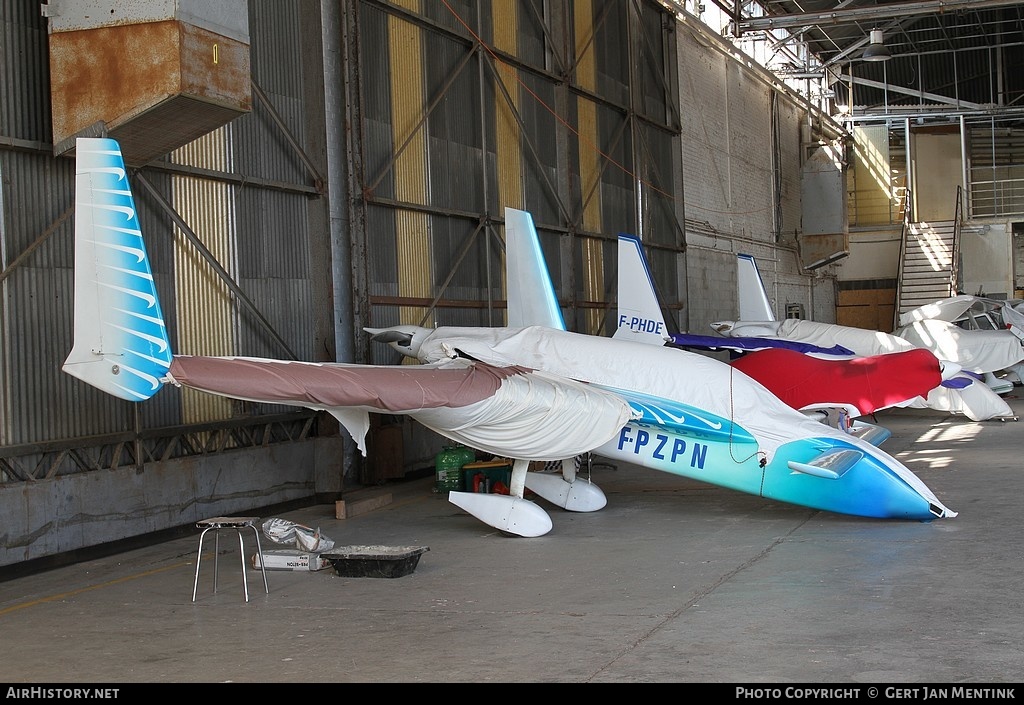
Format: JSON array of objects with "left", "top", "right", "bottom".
[{"left": 862, "top": 29, "right": 891, "bottom": 62}]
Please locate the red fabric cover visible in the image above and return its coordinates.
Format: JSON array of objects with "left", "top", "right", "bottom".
[{"left": 730, "top": 347, "right": 942, "bottom": 415}]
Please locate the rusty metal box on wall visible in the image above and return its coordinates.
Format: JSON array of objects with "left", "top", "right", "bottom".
[{"left": 42, "top": 0, "right": 251, "bottom": 165}]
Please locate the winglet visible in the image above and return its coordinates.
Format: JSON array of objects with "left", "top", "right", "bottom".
[
  {"left": 612, "top": 234, "right": 671, "bottom": 345},
  {"left": 504, "top": 208, "right": 565, "bottom": 330},
  {"left": 62, "top": 137, "right": 173, "bottom": 401},
  {"left": 737, "top": 253, "right": 776, "bottom": 322}
]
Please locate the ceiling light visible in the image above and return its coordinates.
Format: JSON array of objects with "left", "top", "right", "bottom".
[{"left": 862, "top": 29, "right": 891, "bottom": 62}]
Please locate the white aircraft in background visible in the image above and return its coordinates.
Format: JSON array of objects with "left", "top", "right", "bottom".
[
  {"left": 610, "top": 234, "right": 954, "bottom": 445},
  {"left": 894, "top": 294, "right": 1024, "bottom": 394},
  {"left": 64, "top": 137, "right": 957, "bottom": 539},
  {"left": 709, "top": 254, "right": 1017, "bottom": 423},
  {"left": 613, "top": 245, "right": 857, "bottom": 357}
]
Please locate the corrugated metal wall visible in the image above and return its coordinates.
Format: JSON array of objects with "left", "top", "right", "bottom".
[
  {"left": 1, "top": 0, "right": 326, "bottom": 475},
  {"left": 0, "top": 1, "right": 50, "bottom": 142},
  {"left": 350, "top": 0, "right": 685, "bottom": 358},
  {"left": 172, "top": 130, "right": 237, "bottom": 425},
  {"left": 0, "top": 0, "right": 81, "bottom": 448}
]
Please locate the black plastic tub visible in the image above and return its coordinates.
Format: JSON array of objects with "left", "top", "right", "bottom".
[{"left": 322, "top": 545, "right": 429, "bottom": 578}]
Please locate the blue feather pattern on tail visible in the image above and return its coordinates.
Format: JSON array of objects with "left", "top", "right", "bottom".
[{"left": 63, "top": 138, "right": 172, "bottom": 401}]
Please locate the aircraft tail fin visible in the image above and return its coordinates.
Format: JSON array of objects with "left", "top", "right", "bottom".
[
  {"left": 737, "top": 253, "right": 776, "bottom": 322},
  {"left": 62, "top": 137, "right": 173, "bottom": 401},
  {"left": 504, "top": 208, "right": 565, "bottom": 331},
  {"left": 612, "top": 234, "right": 670, "bottom": 345}
]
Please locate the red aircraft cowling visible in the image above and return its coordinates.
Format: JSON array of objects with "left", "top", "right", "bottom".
[{"left": 730, "top": 347, "right": 943, "bottom": 417}]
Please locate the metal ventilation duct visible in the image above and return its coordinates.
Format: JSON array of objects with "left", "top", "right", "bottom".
[{"left": 42, "top": 0, "right": 251, "bottom": 165}]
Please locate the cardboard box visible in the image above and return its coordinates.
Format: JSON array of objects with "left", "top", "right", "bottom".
[{"left": 251, "top": 549, "right": 330, "bottom": 572}]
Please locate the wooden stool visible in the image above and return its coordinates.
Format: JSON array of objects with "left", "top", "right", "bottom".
[{"left": 192, "top": 516, "right": 269, "bottom": 602}]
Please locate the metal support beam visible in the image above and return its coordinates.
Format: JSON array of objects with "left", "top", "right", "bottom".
[
  {"left": 133, "top": 172, "right": 299, "bottom": 360},
  {"left": 736, "top": 0, "right": 1024, "bottom": 33},
  {"left": 847, "top": 76, "right": 983, "bottom": 111},
  {"left": 250, "top": 79, "right": 326, "bottom": 193}
]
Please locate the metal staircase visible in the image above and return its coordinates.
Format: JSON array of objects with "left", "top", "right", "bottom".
[{"left": 894, "top": 186, "right": 962, "bottom": 325}]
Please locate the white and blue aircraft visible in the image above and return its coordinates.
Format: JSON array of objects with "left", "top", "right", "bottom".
[{"left": 64, "top": 137, "right": 956, "bottom": 538}]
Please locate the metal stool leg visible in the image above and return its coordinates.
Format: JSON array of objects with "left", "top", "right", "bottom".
[
  {"left": 212, "top": 529, "right": 221, "bottom": 594},
  {"left": 192, "top": 526, "right": 214, "bottom": 602},
  {"left": 237, "top": 529, "right": 249, "bottom": 602},
  {"left": 248, "top": 524, "right": 269, "bottom": 595}
]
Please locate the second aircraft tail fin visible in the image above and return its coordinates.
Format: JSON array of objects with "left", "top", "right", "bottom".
[
  {"left": 612, "top": 234, "right": 670, "bottom": 345},
  {"left": 737, "top": 253, "right": 776, "bottom": 322}
]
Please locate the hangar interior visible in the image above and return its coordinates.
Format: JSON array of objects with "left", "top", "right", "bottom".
[{"left": 2, "top": 0, "right": 1023, "bottom": 573}]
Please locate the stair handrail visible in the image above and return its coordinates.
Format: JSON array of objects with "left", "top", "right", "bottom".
[
  {"left": 951, "top": 185, "right": 963, "bottom": 295},
  {"left": 894, "top": 185, "right": 912, "bottom": 330}
]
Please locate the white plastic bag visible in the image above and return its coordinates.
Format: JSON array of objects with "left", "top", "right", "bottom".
[
  {"left": 294, "top": 524, "right": 334, "bottom": 552},
  {"left": 262, "top": 518, "right": 335, "bottom": 552}
]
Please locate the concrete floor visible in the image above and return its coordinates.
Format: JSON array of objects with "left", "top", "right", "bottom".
[{"left": 1, "top": 400, "right": 1022, "bottom": 684}]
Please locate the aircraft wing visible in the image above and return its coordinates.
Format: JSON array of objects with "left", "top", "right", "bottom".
[
  {"left": 165, "top": 355, "right": 635, "bottom": 460},
  {"left": 897, "top": 294, "right": 985, "bottom": 327},
  {"left": 668, "top": 331, "right": 855, "bottom": 357},
  {"left": 895, "top": 318, "right": 1024, "bottom": 374},
  {"left": 762, "top": 318, "right": 918, "bottom": 357},
  {"left": 903, "top": 371, "right": 1017, "bottom": 421},
  {"left": 998, "top": 300, "right": 1024, "bottom": 333}
]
